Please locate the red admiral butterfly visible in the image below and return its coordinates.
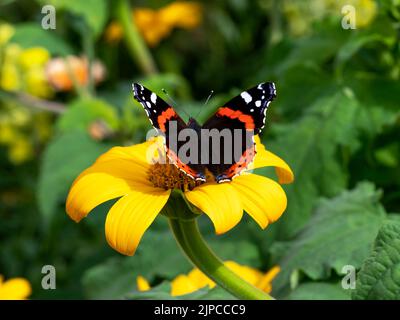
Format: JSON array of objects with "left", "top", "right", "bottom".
[{"left": 133, "top": 82, "right": 276, "bottom": 183}]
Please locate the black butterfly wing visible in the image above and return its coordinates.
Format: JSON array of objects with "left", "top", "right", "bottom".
[
  {"left": 202, "top": 82, "right": 276, "bottom": 182},
  {"left": 132, "top": 83, "right": 206, "bottom": 181},
  {"left": 132, "top": 83, "right": 186, "bottom": 133}
]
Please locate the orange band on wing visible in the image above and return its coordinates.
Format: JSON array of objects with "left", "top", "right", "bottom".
[
  {"left": 157, "top": 107, "right": 177, "bottom": 132},
  {"left": 225, "top": 145, "right": 256, "bottom": 178},
  {"left": 216, "top": 107, "right": 255, "bottom": 130},
  {"left": 167, "top": 148, "right": 200, "bottom": 178}
]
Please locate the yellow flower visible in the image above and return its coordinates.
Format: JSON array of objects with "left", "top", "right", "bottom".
[
  {"left": 137, "top": 262, "right": 280, "bottom": 296},
  {"left": 0, "top": 275, "right": 31, "bottom": 300},
  {"left": 3, "top": 43, "right": 22, "bottom": 63},
  {"left": 23, "top": 67, "right": 53, "bottom": 98},
  {"left": 66, "top": 135, "right": 294, "bottom": 256},
  {"left": 337, "top": 0, "right": 377, "bottom": 27},
  {"left": 136, "top": 275, "right": 151, "bottom": 291},
  {"left": 18, "top": 47, "right": 50, "bottom": 70},
  {"left": 8, "top": 136, "right": 33, "bottom": 164},
  {"left": 14, "top": 47, "right": 53, "bottom": 98},
  {"left": 9, "top": 106, "right": 30, "bottom": 126},
  {"left": 283, "top": 0, "right": 376, "bottom": 37},
  {"left": 0, "top": 123, "right": 15, "bottom": 144},
  {"left": 105, "top": 1, "right": 202, "bottom": 46},
  {"left": 159, "top": 1, "right": 203, "bottom": 29},
  {"left": 0, "top": 45, "right": 53, "bottom": 97},
  {"left": 133, "top": 8, "right": 172, "bottom": 47},
  {"left": 104, "top": 21, "right": 123, "bottom": 43},
  {"left": 0, "top": 64, "right": 20, "bottom": 91},
  {"left": 0, "top": 23, "right": 15, "bottom": 45},
  {"left": 1, "top": 44, "right": 22, "bottom": 91}
]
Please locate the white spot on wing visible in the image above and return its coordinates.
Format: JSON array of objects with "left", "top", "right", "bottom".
[
  {"left": 146, "top": 101, "right": 151, "bottom": 108},
  {"left": 255, "top": 100, "right": 261, "bottom": 107},
  {"left": 241, "top": 91, "right": 252, "bottom": 104},
  {"left": 271, "top": 83, "right": 276, "bottom": 95},
  {"left": 151, "top": 93, "right": 157, "bottom": 104}
]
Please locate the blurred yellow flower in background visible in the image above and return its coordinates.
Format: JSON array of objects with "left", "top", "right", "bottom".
[
  {"left": 137, "top": 262, "right": 280, "bottom": 296},
  {"left": 19, "top": 47, "right": 52, "bottom": 98},
  {"left": 0, "top": 275, "right": 31, "bottom": 300},
  {"left": 0, "top": 64, "right": 19, "bottom": 91},
  {"left": 338, "top": 0, "right": 377, "bottom": 27},
  {"left": 283, "top": 0, "right": 377, "bottom": 37},
  {"left": 0, "top": 23, "right": 15, "bottom": 45},
  {"left": 0, "top": 44, "right": 22, "bottom": 91},
  {"left": 0, "top": 104, "right": 52, "bottom": 165},
  {"left": 0, "top": 44, "right": 53, "bottom": 98},
  {"left": 18, "top": 47, "right": 50, "bottom": 70},
  {"left": 0, "top": 49, "right": 53, "bottom": 164},
  {"left": 8, "top": 136, "right": 33, "bottom": 164},
  {"left": 0, "top": 120, "right": 33, "bottom": 165},
  {"left": 105, "top": 1, "right": 202, "bottom": 46}
]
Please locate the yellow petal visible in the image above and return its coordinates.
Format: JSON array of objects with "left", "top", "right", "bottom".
[
  {"left": 136, "top": 276, "right": 151, "bottom": 291},
  {"left": 170, "top": 274, "right": 200, "bottom": 296},
  {"left": 224, "top": 261, "right": 263, "bottom": 286},
  {"left": 66, "top": 141, "right": 158, "bottom": 222},
  {"left": 0, "top": 278, "right": 31, "bottom": 300},
  {"left": 95, "top": 138, "right": 161, "bottom": 165},
  {"left": 257, "top": 266, "right": 280, "bottom": 293},
  {"left": 187, "top": 268, "right": 215, "bottom": 289},
  {"left": 253, "top": 136, "right": 294, "bottom": 184},
  {"left": 184, "top": 183, "right": 243, "bottom": 234},
  {"left": 105, "top": 189, "right": 170, "bottom": 256},
  {"left": 231, "top": 174, "right": 287, "bottom": 228},
  {"left": 160, "top": 2, "right": 203, "bottom": 29}
]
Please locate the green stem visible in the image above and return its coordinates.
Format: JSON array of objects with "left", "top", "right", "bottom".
[
  {"left": 115, "top": 0, "right": 158, "bottom": 75},
  {"left": 168, "top": 218, "right": 274, "bottom": 300}
]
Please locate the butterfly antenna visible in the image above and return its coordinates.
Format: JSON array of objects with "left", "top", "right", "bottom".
[
  {"left": 194, "top": 90, "right": 214, "bottom": 119},
  {"left": 204, "top": 90, "right": 214, "bottom": 106},
  {"left": 162, "top": 88, "right": 190, "bottom": 118}
]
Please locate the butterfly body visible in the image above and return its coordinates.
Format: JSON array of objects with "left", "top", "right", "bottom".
[{"left": 133, "top": 82, "right": 276, "bottom": 183}]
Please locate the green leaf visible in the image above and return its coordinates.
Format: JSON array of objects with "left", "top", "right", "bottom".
[
  {"left": 37, "top": 131, "right": 111, "bottom": 220},
  {"left": 352, "top": 221, "right": 400, "bottom": 300},
  {"left": 125, "top": 282, "right": 174, "bottom": 300},
  {"left": 274, "top": 30, "right": 347, "bottom": 76},
  {"left": 38, "top": 0, "right": 108, "bottom": 37},
  {"left": 10, "top": 23, "right": 73, "bottom": 55},
  {"left": 346, "top": 76, "right": 400, "bottom": 113},
  {"left": 271, "top": 182, "right": 387, "bottom": 297},
  {"left": 286, "top": 282, "right": 350, "bottom": 300},
  {"left": 57, "top": 98, "right": 119, "bottom": 132},
  {"left": 335, "top": 33, "right": 384, "bottom": 67},
  {"left": 82, "top": 230, "right": 190, "bottom": 299},
  {"left": 83, "top": 229, "right": 260, "bottom": 299},
  {"left": 265, "top": 90, "right": 363, "bottom": 238}
]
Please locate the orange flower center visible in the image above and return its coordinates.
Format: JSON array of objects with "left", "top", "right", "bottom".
[{"left": 148, "top": 162, "right": 204, "bottom": 191}]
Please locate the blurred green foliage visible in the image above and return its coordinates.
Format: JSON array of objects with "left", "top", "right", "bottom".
[{"left": 1, "top": 0, "right": 400, "bottom": 299}]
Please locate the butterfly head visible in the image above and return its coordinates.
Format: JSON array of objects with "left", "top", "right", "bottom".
[{"left": 187, "top": 117, "right": 201, "bottom": 130}]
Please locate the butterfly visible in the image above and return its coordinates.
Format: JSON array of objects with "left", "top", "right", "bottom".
[{"left": 132, "top": 82, "right": 276, "bottom": 183}]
